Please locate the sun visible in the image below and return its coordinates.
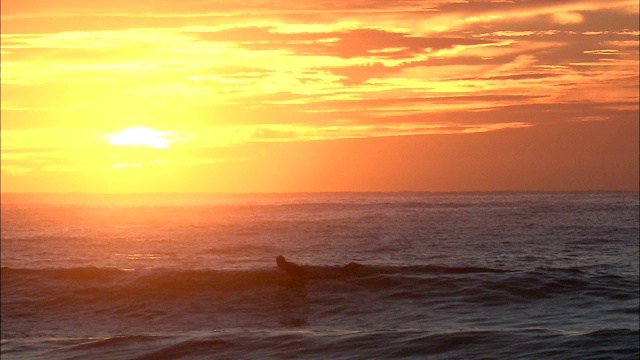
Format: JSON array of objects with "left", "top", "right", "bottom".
[
  {"left": 107, "top": 126, "right": 177, "bottom": 169},
  {"left": 109, "top": 126, "right": 173, "bottom": 148}
]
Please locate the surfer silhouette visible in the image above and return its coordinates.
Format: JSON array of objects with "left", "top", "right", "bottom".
[
  {"left": 276, "top": 255, "right": 305, "bottom": 277},
  {"left": 275, "top": 256, "right": 307, "bottom": 325},
  {"left": 276, "top": 255, "right": 306, "bottom": 288}
]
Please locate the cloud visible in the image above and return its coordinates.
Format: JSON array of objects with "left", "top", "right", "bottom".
[
  {"left": 552, "top": 12, "right": 585, "bottom": 25},
  {"left": 1, "top": 0, "right": 638, "bottom": 140}
]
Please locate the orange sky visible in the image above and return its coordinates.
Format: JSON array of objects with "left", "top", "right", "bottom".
[{"left": 1, "top": 0, "right": 638, "bottom": 193}]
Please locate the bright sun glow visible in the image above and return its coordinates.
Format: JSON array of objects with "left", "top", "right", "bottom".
[
  {"left": 1, "top": 1, "right": 638, "bottom": 193},
  {"left": 109, "top": 126, "right": 173, "bottom": 148}
]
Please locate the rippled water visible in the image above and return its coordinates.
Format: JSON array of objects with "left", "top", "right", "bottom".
[{"left": 1, "top": 192, "right": 638, "bottom": 359}]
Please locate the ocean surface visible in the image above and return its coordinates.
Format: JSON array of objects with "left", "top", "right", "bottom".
[{"left": 1, "top": 192, "right": 638, "bottom": 359}]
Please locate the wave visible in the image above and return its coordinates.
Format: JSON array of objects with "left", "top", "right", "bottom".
[
  {"left": 0, "top": 263, "right": 512, "bottom": 283},
  {"left": 2, "top": 264, "right": 636, "bottom": 307},
  {"left": 0, "top": 264, "right": 513, "bottom": 306},
  {"left": 13, "top": 328, "right": 639, "bottom": 360},
  {"left": 3, "top": 264, "right": 638, "bottom": 360}
]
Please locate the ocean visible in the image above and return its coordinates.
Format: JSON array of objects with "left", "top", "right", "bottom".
[{"left": 1, "top": 192, "right": 638, "bottom": 359}]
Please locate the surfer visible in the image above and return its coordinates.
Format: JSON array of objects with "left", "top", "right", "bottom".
[
  {"left": 277, "top": 255, "right": 306, "bottom": 286},
  {"left": 275, "top": 256, "right": 307, "bottom": 323},
  {"left": 276, "top": 255, "right": 305, "bottom": 279}
]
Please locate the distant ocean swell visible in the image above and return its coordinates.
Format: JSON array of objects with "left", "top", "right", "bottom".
[{"left": 2, "top": 265, "right": 637, "bottom": 312}]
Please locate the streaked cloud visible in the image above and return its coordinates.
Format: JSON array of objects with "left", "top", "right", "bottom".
[{"left": 1, "top": 0, "right": 637, "bottom": 191}]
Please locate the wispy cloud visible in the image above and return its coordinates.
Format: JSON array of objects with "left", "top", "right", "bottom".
[{"left": 1, "top": 0, "right": 638, "bottom": 189}]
